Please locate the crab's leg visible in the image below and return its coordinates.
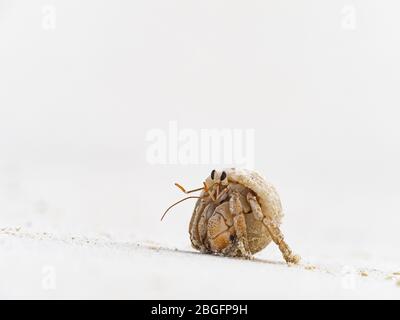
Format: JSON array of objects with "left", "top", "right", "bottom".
[
  {"left": 247, "top": 193, "right": 300, "bottom": 264},
  {"left": 207, "top": 202, "right": 235, "bottom": 254},
  {"left": 197, "top": 203, "right": 216, "bottom": 252},
  {"left": 216, "top": 185, "right": 230, "bottom": 203},
  {"left": 229, "top": 192, "right": 251, "bottom": 258},
  {"left": 189, "top": 199, "right": 206, "bottom": 250}
]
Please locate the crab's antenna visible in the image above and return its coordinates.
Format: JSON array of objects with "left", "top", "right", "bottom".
[
  {"left": 174, "top": 183, "right": 204, "bottom": 194},
  {"left": 161, "top": 196, "right": 201, "bottom": 221}
]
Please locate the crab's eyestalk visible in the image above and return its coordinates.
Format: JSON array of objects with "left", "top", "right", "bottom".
[
  {"left": 220, "top": 171, "right": 227, "bottom": 181},
  {"left": 210, "top": 169, "right": 216, "bottom": 180},
  {"left": 220, "top": 171, "right": 228, "bottom": 186}
]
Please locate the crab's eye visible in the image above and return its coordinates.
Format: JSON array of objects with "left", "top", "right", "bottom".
[
  {"left": 220, "top": 171, "right": 227, "bottom": 181},
  {"left": 211, "top": 170, "right": 216, "bottom": 180}
]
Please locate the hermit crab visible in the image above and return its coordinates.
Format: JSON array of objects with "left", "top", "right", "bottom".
[{"left": 162, "top": 168, "right": 300, "bottom": 264}]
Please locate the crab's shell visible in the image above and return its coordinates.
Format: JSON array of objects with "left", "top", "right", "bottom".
[
  {"left": 225, "top": 168, "right": 283, "bottom": 224},
  {"left": 226, "top": 168, "right": 283, "bottom": 252}
]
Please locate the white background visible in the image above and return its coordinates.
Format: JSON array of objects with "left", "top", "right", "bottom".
[{"left": 1, "top": 1, "right": 400, "bottom": 299}]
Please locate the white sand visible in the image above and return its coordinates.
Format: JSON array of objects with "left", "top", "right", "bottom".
[{"left": 1, "top": 226, "right": 400, "bottom": 299}]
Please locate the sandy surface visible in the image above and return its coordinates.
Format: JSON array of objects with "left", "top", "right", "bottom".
[{"left": 1, "top": 227, "right": 400, "bottom": 299}]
